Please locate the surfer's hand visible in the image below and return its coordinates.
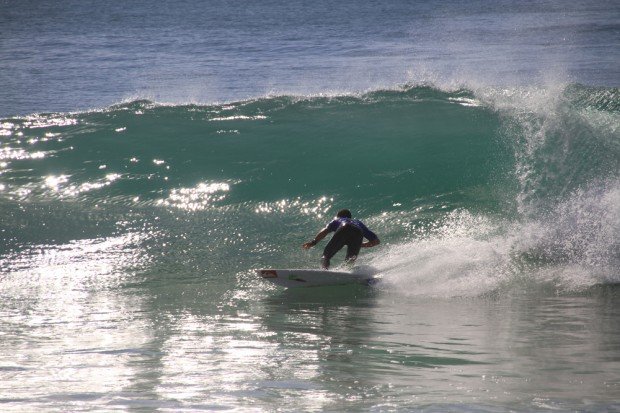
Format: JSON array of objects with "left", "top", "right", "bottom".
[
  {"left": 302, "top": 238, "right": 318, "bottom": 249},
  {"left": 362, "top": 239, "right": 380, "bottom": 248}
]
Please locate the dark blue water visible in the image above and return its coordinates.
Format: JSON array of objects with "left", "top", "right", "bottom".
[{"left": 1, "top": 0, "right": 619, "bottom": 116}]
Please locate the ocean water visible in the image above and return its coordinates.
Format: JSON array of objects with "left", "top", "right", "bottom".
[{"left": 1, "top": 0, "right": 619, "bottom": 411}]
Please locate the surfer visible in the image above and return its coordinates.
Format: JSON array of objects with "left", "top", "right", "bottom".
[{"left": 302, "top": 209, "right": 380, "bottom": 269}]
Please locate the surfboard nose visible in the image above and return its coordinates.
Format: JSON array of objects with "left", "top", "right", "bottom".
[{"left": 258, "top": 269, "right": 278, "bottom": 278}]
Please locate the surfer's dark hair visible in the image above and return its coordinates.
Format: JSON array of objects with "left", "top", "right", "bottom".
[{"left": 336, "top": 209, "right": 352, "bottom": 218}]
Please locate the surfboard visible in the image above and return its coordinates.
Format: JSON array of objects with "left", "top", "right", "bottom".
[{"left": 256, "top": 266, "right": 380, "bottom": 288}]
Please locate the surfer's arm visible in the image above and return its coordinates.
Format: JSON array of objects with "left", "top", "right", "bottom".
[
  {"left": 359, "top": 223, "right": 379, "bottom": 248},
  {"left": 302, "top": 228, "right": 330, "bottom": 249},
  {"left": 361, "top": 238, "right": 380, "bottom": 248}
]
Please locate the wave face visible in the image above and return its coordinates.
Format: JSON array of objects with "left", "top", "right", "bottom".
[{"left": 1, "top": 84, "right": 618, "bottom": 295}]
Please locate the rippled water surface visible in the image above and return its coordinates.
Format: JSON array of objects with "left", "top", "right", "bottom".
[{"left": 2, "top": 256, "right": 619, "bottom": 411}]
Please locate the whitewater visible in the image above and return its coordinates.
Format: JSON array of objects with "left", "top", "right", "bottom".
[{"left": 1, "top": 0, "right": 619, "bottom": 412}]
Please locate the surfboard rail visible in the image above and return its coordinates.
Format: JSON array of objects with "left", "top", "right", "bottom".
[{"left": 256, "top": 268, "right": 379, "bottom": 288}]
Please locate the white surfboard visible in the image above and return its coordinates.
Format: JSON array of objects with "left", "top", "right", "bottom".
[{"left": 256, "top": 266, "right": 380, "bottom": 288}]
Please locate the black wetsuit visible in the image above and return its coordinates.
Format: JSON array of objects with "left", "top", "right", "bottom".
[{"left": 321, "top": 217, "right": 378, "bottom": 269}]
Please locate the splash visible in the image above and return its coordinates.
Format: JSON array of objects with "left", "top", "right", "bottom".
[{"left": 374, "top": 179, "right": 619, "bottom": 298}]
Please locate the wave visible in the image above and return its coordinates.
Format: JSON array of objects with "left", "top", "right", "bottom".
[
  {"left": 1, "top": 83, "right": 618, "bottom": 293},
  {"left": 0, "top": 85, "right": 510, "bottom": 206}
]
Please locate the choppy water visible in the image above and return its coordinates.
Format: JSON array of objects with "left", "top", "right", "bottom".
[
  {"left": 1, "top": 0, "right": 619, "bottom": 411},
  {"left": 2, "top": 0, "right": 619, "bottom": 116}
]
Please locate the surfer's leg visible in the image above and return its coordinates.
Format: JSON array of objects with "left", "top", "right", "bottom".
[
  {"left": 344, "top": 226, "right": 363, "bottom": 264},
  {"left": 321, "top": 226, "right": 349, "bottom": 269}
]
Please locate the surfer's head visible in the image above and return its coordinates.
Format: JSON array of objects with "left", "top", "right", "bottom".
[{"left": 336, "top": 209, "right": 352, "bottom": 218}]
